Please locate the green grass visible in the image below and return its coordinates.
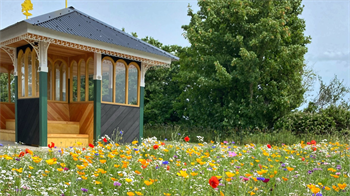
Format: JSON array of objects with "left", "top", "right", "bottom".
[{"left": 144, "top": 124, "right": 350, "bottom": 145}]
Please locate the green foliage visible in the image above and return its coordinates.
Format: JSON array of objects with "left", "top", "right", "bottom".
[
  {"left": 275, "top": 105, "right": 350, "bottom": 135},
  {"left": 0, "top": 73, "right": 9, "bottom": 102},
  {"left": 177, "top": 0, "right": 311, "bottom": 129}
]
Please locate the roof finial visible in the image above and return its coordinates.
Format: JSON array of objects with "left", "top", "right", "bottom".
[
  {"left": 21, "top": 0, "right": 33, "bottom": 19},
  {"left": 66, "top": 0, "right": 67, "bottom": 8}
]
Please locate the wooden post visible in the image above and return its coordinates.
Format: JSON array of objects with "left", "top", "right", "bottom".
[
  {"left": 38, "top": 41, "right": 49, "bottom": 147},
  {"left": 93, "top": 52, "right": 102, "bottom": 143}
]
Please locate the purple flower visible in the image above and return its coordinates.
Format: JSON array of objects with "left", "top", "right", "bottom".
[
  {"left": 173, "top": 155, "right": 178, "bottom": 158},
  {"left": 232, "top": 141, "right": 235, "bottom": 144},
  {"left": 308, "top": 170, "right": 313, "bottom": 174},
  {"left": 178, "top": 133, "right": 181, "bottom": 135},
  {"left": 120, "top": 131, "right": 123, "bottom": 135},
  {"left": 281, "top": 163, "right": 286, "bottom": 167},
  {"left": 95, "top": 153, "right": 99, "bottom": 156},
  {"left": 257, "top": 177, "right": 265, "bottom": 181},
  {"left": 312, "top": 193, "right": 322, "bottom": 196},
  {"left": 114, "top": 181, "right": 121, "bottom": 186},
  {"left": 336, "top": 165, "right": 342, "bottom": 170},
  {"left": 0, "top": 143, "right": 3, "bottom": 146},
  {"left": 134, "top": 148, "right": 138, "bottom": 151},
  {"left": 81, "top": 188, "right": 88, "bottom": 192},
  {"left": 15, "top": 158, "right": 20, "bottom": 161},
  {"left": 155, "top": 166, "right": 159, "bottom": 169},
  {"left": 212, "top": 146, "right": 216, "bottom": 148},
  {"left": 165, "top": 138, "right": 167, "bottom": 141},
  {"left": 236, "top": 166, "right": 241, "bottom": 169}
]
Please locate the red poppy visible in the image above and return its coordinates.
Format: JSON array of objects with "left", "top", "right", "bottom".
[
  {"left": 263, "top": 178, "right": 270, "bottom": 183},
  {"left": 184, "top": 162, "right": 187, "bottom": 166},
  {"left": 161, "top": 142, "right": 165, "bottom": 146},
  {"left": 301, "top": 157, "right": 305, "bottom": 161},
  {"left": 184, "top": 136, "right": 190, "bottom": 142},
  {"left": 103, "top": 138, "right": 108, "bottom": 143},
  {"left": 313, "top": 147, "right": 317, "bottom": 151},
  {"left": 89, "top": 143, "right": 94, "bottom": 148},
  {"left": 82, "top": 148, "right": 86, "bottom": 151},
  {"left": 19, "top": 152, "right": 25, "bottom": 157},
  {"left": 267, "top": 144, "right": 271, "bottom": 149},
  {"left": 311, "top": 140, "right": 316, "bottom": 145},
  {"left": 258, "top": 164, "right": 262, "bottom": 169},
  {"left": 167, "top": 165, "right": 170, "bottom": 170},
  {"left": 141, "top": 165, "right": 147, "bottom": 169},
  {"left": 153, "top": 145, "right": 159, "bottom": 150},
  {"left": 307, "top": 142, "right": 311, "bottom": 145},
  {"left": 25, "top": 148, "right": 30, "bottom": 154},
  {"left": 209, "top": 176, "right": 219, "bottom": 188},
  {"left": 48, "top": 142, "right": 55, "bottom": 149}
]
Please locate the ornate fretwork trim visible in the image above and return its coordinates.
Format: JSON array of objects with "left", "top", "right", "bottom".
[
  {"left": 0, "top": 46, "right": 17, "bottom": 76},
  {"left": 1, "top": 33, "right": 170, "bottom": 67}
]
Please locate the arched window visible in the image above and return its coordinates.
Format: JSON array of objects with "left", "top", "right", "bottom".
[
  {"left": 55, "top": 62, "right": 61, "bottom": 101},
  {"left": 87, "top": 59, "right": 94, "bottom": 101},
  {"left": 102, "top": 58, "right": 113, "bottom": 102},
  {"left": 71, "top": 61, "right": 78, "bottom": 102},
  {"left": 0, "top": 67, "right": 9, "bottom": 102},
  {"left": 127, "top": 63, "right": 139, "bottom": 105},
  {"left": 47, "top": 60, "right": 53, "bottom": 100},
  {"left": 17, "top": 47, "right": 39, "bottom": 99},
  {"left": 115, "top": 61, "right": 126, "bottom": 104},
  {"left": 79, "top": 60, "right": 86, "bottom": 101}
]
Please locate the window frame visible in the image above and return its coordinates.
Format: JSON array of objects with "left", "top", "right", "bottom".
[{"left": 101, "top": 57, "right": 140, "bottom": 107}]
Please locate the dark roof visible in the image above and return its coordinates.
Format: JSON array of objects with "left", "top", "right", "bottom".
[{"left": 25, "top": 7, "right": 179, "bottom": 61}]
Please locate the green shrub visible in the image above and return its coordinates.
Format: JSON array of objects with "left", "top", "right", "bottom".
[{"left": 275, "top": 105, "right": 350, "bottom": 135}]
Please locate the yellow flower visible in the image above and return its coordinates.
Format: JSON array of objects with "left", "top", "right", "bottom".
[
  {"left": 330, "top": 174, "right": 339, "bottom": 178},
  {"left": 127, "top": 192, "right": 135, "bottom": 196},
  {"left": 338, "top": 183, "right": 347, "bottom": 190},
  {"left": 57, "top": 168, "right": 63, "bottom": 172},
  {"left": 250, "top": 192, "right": 255, "bottom": 195},
  {"left": 324, "top": 186, "right": 331, "bottom": 191},
  {"left": 327, "top": 168, "right": 336, "bottom": 172},
  {"left": 144, "top": 180, "right": 153, "bottom": 186},
  {"left": 226, "top": 178, "right": 232, "bottom": 182},
  {"left": 255, "top": 160, "right": 260, "bottom": 162},
  {"left": 177, "top": 171, "right": 189, "bottom": 178},
  {"left": 114, "top": 164, "right": 120, "bottom": 168},
  {"left": 95, "top": 181, "right": 102, "bottom": 184},
  {"left": 81, "top": 176, "right": 87, "bottom": 180},
  {"left": 135, "top": 191, "right": 143, "bottom": 195},
  {"left": 28, "top": 166, "right": 34, "bottom": 170},
  {"left": 225, "top": 172, "right": 235, "bottom": 178},
  {"left": 190, "top": 172, "right": 198, "bottom": 176},
  {"left": 77, "top": 165, "right": 85, "bottom": 170},
  {"left": 282, "top": 177, "right": 288, "bottom": 181},
  {"left": 125, "top": 178, "right": 133, "bottom": 183},
  {"left": 60, "top": 163, "right": 66, "bottom": 167},
  {"left": 164, "top": 193, "right": 171, "bottom": 196},
  {"left": 132, "top": 141, "right": 138, "bottom": 145},
  {"left": 99, "top": 160, "right": 107, "bottom": 164}
]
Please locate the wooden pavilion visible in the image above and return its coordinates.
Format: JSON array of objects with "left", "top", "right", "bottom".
[{"left": 0, "top": 7, "right": 178, "bottom": 147}]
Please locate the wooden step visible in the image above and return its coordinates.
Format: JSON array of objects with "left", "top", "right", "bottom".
[
  {"left": 5, "top": 119, "right": 15, "bottom": 130},
  {"left": 0, "top": 129, "right": 15, "bottom": 142},
  {"left": 48, "top": 121, "right": 80, "bottom": 134},
  {"left": 48, "top": 134, "right": 89, "bottom": 147}
]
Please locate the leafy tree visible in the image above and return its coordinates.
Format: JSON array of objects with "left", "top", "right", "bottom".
[{"left": 178, "top": 0, "right": 311, "bottom": 129}]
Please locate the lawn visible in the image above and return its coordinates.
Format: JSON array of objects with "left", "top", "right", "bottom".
[{"left": 0, "top": 136, "right": 349, "bottom": 195}]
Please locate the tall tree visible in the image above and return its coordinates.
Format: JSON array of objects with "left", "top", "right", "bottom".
[{"left": 178, "top": 0, "right": 311, "bottom": 129}]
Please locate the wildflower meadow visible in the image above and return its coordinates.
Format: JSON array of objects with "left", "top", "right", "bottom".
[{"left": 0, "top": 135, "right": 349, "bottom": 195}]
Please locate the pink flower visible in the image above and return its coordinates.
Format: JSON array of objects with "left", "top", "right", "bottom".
[
  {"left": 228, "top": 151, "right": 237, "bottom": 157},
  {"left": 243, "top": 177, "right": 249, "bottom": 181}
]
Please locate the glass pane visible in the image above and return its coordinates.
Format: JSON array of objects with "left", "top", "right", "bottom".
[
  {"left": 102, "top": 59, "right": 113, "bottom": 102},
  {"left": 10, "top": 71, "right": 15, "bottom": 102},
  {"left": 55, "top": 62, "right": 61, "bottom": 101},
  {"left": 62, "top": 64, "right": 66, "bottom": 101},
  {"left": 88, "top": 60, "right": 94, "bottom": 101},
  {"left": 21, "top": 56, "right": 25, "bottom": 97},
  {"left": 72, "top": 61, "right": 78, "bottom": 102},
  {"left": 80, "top": 60, "right": 86, "bottom": 101},
  {"left": 47, "top": 61, "right": 52, "bottom": 100},
  {"left": 0, "top": 72, "right": 9, "bottom": 102},
  {"left": 28, "top": 52, "right": 32, "bottom": 97},
  {"left": 115, "top": 62, "right": 126, "bottom": 104},
  {"left": 128, "top": 64, "right": 138, "bottom": 105}
]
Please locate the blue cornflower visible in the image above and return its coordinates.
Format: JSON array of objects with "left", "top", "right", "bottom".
[
  {"left": 257, "top": 177, "right": 265, "bottom": 181},
  {"left": 0, "top": 143, "right": 3, "bottom": 146},
  {"left": 95, "top": 153, "right": 99, "bottom": 156},
  {"left": 165, "top": 138, "right": 167, "bottom": 141},
  {"left": 232, "top": 141, "right": 235, "bottom": 144},
  {"left": 134, "top": 148, "right": 138, "bottom": 151},
  {"left": 178, "top": 133, "right": 181, "bottom": 135},
  {"left": 283, "top": 168, "right": 287, "bottom": 171},
  {"left": 162, "top": 161, "right": 169, "bottom": 165},
  {"left": 212, "top": 146, "right": 216, "bottom": 148},
  {"left": 81, "top": 188, "right": 88, "bottom": 192},
  {"left": 120, "top": 131, "right": 123, "bottom": 135}
]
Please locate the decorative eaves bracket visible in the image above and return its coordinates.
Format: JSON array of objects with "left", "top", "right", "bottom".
[{"left": 0, "top": 45, "right": 17, "bottom": 75}]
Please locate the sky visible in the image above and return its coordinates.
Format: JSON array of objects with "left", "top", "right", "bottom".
[{"left": 0, "top": 0, "right": 349, "bottom": 105}]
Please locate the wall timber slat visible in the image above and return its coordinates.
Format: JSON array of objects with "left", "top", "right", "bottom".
[
  {"left": 101, "top": 104, "right": 139, "bottom": 143},
  {"left": 69, "top": 103, "right": 94, "bottom": 144},
  {"left": 47, "top": 102, "right": 70, "bottom": 121},
  {"left": 0, "top": 103, "right": 15, "bottom": 129},
  {"left": 17, "top": 98, "right": 39, "bottom": 145}
]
